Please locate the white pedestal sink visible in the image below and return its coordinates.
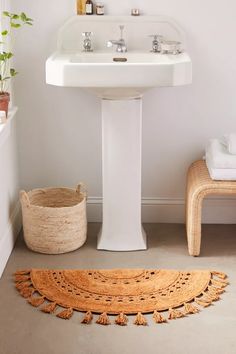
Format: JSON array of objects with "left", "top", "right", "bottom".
[{"left": 46, "top": 15, "right": 192, "bottom": 251}]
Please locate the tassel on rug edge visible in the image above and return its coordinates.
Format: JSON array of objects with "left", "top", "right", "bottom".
[
  {"left": 184, "top": 302, "right": 199, "bottom": 315},
  {"left": 14, "top": 270, "right": 31, "bottom": 276},
  {"left": 41, "top": 302, "right": 57, "bottom": 314},
  {"left": 208, "top": 285, "right": 225, "bottom": 295},
  {"left": 15, "top": 281, "right": 32, "bottom": 290},
  {"left": 211, "top": 271, "right": 227, "bottom": 280},
  {"left": 56, "top": 308, "right": 74, "bottom": 320},
  {"left": 134, "top": 312, "right": 148, "bottom": 326},
  {"left": 153, "top": 310, "right": 167, "bottom": 323},
  {"left": 195, "top": 298, "right": 211, "bottom": 308},
  {"left": 96, "top": 312, "right": 111, "bottom": 325},
  {"left": 28, "top": 295, "right": 45, "bottom": 307},
  {"left": 211, "top": 278, "right": 229, "bottom": 289},
  {"left": 20, "top": 287, "right": 35, "bottom": 298},
  {"left": 15, "top": 274, "right": 31, "bottom": 282},
  {"left": 168, "top": 308, "right": 185, "bottom": 320},
  {"left": 81, "top": 311, "right": 93, "bottom": 324},
  {"left": 115, "top": 312, "right": 128, "bottom": 326}
]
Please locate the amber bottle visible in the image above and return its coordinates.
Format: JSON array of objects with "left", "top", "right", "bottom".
[{"left": 86, "top": 0, "right": 93, "bottom": 15}]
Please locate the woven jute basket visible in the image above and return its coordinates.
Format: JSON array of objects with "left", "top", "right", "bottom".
[{"left": 20, "top": 183, "right": 87, "bottom": 254}]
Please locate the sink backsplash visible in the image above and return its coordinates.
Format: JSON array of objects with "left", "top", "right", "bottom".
[{"left": 58, "top": 15, "right": 186, "bottom": 53}]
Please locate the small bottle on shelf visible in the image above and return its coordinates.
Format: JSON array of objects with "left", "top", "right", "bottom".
[
  {"left": 96, "top": 3, "right": 105, "bottom": 15},
  {"left": 77, "top": 0, "right": 86, "bottom": 15},
  {"left": 81, "top": 0, "right": 86, "bottom": 14},
  {"left": 86, "top": 0, "right": 94, "bottom": 15}
]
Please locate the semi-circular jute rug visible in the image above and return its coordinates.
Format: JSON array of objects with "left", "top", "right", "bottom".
[{"left": 15, "top": 269, "right": 229, "bottom": 326}]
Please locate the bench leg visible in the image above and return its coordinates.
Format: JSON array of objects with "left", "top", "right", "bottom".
[{"left": 186, "top": 193, "right": 204, "bottom": 256}]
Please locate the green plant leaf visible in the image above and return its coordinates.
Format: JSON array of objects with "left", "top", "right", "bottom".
[
  {"left": 20, "top": 12, "right": 27, "bottom": 21},
  {"left": 0, "top": 53, "right": 7, "bottom": 60},
  {"left": 10, "top": 68, "right": 18, "bottom": 77},
  {"left": 26, "top": 22, "right": 33, "bottom": 26},
  {"left": 6, "top": 52, "right": 13, "bottom": 59},
  {"left": 10, "top": 22, "right": 21, "bottom": 28},
  {"left": 0, "top": 52, "right": 13, "bottom": 60},
  {"left": 12, "top": 14, "right": 19, "bottom": 19},
  {"left": 3, "top": 11, "right": 10, "bottom": 17},
  {"left": 1, "top": 30, "right": 8, "bottom": 36}
]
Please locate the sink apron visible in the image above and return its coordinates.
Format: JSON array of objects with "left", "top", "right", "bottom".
[{"left": 97, "top": 98, "right": 147, "bottom": 251}]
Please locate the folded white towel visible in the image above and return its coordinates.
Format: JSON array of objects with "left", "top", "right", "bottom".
[
  {"left": 206, "top": 158, "right": 236, "bottom": 180},
  {"left": 224, "top": 133, "right": 236, "bottom": 155},
  {"left": 206, "top": 139, "right": 236, "bottom": 169}
]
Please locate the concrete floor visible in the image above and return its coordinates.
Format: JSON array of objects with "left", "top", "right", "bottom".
[{"left": 0, "top": 223, "right": 236, "bottom": 354}]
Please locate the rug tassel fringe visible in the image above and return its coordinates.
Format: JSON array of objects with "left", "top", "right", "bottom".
[
  {"left": 211, "top": 278, "right": 229, "bottom": 288},
  {"left": 203, "top": 292, "right": 220, "bottom": 302},
  {"left": 168, "top": 308, "right": 185, "bottom": 320},
  {"left": 81, "top": 311, "right": 93, "bottom": 324},
  {"left": 96, "top": 312, "right": 111, "bottom": 325},
  {"left": 211, "top": 271, "right": 227, "bottom": 280},
  {"left": 15, "top": 275, "right": 31, "bottom": 282},
  {"left": 184, "top": 303, "right": 199, "bottom": 314},
  {"left": 14, "top": 270, "right": 31, "bottom": 276},
  {"left": 195, "top": 298, "right": 211, "bottom": 308},
  {"left": 20, "top": 287, "right": 35, "bottom": 298},
  {"left": 56, "top": 308, "right": 74, "bottom": 320},
  {"left": 28, "top": 296, "right": 45, "bottom": 307},
  {"left": 134, "top": 312, "right": 148, "bottom": 326},
  {"left": 208, "top": 285, "right": 225, "bottom": 295},
  {"left": 153, "top": 310, "right": 167, "bottom": 323},
  {"left": 15, "top": 281, "right": 31, "bottom": 291},
  {"left": 115, "top": 312, "right": 128, "bottom": 326},
  {"left": 41, "top": 302, "right": 57, "bottom": 314}
]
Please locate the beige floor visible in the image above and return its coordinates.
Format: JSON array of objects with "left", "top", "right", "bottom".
[{"left": 0, "top": 223, "right": 236, "bottom": 354}]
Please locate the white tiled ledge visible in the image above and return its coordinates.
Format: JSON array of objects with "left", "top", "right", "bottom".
[{"left": 0, "top": 107, "right": 18, "bottom": 148}]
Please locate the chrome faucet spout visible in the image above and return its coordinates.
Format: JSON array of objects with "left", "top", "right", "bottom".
[{"left": 107, "top": 26, "right": 127, "bottom": 53}]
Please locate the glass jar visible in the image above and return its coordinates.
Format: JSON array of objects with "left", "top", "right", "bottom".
[{"left": 96, "top": 3, "right": 104, "bottom": 15}]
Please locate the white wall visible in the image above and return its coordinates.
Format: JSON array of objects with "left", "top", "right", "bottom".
[
  {"left": 0, "top": 111, "right": 22, "bottom": 277},
  {"left": 11, "top": 0, "right": 236, "bottom": 223}
]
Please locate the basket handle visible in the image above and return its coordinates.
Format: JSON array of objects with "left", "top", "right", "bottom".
[
  {"left": 19, "top": 190, "right": 30, "bottom": 207},
  {"left": 76, "top": 182, "right": 87, "bottom": 199}
]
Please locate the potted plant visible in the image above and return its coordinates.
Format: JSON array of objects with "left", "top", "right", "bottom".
[{"left": 0, "top": 11, "right": 33, "bottom": 116}]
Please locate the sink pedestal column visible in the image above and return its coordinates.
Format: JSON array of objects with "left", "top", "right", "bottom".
[{"left": 97, "top": 98, "right": 147, "bottom": 251}]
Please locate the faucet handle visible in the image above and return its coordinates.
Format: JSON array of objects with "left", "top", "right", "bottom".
[
  {"left": 82, "top": 32, "right": 93, "bottom": 52},
  {"left": 148, "top": 34, "right": 163, "bottom": 40},
  {"left": 149, "top": 34, "right": 163, "bottom": 53},
  {"left": 107, "top": 40, "right": 113, "bottom": 48},
  {"left": 82, "top": 31, "right": 93, "bottom": 38}
]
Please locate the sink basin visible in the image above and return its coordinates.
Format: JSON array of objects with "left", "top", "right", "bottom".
[
  {"left": 46, "top": 51, "right": 192, "bottom": 98},
  {"left": 46, "top": 15, "right": 192, "bottom": 99}
]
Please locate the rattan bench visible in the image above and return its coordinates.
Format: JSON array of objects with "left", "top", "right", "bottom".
[{"left": 186, "top": 160, "right": 236, "bottom": 256}]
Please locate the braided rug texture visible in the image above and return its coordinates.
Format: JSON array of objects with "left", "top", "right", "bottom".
[{"left": 15, "top": 269, "right": 229, "bottom": 326}]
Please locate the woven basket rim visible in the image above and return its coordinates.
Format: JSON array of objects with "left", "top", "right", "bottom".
[
  {"left": 27, "top": 198, "right": 86, "bottom": 210},
  {"left": 26, "top": 187, "right": 86, "bottom": 210},
  {"left": 27, "top": 186, "right": 81, "bottom": 193}
]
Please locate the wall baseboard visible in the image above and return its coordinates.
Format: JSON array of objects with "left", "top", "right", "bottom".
[
  {"left": 87, "top": 196, "right": 236, "bottom": 224},
  {"left": 0, "top": 196, "right": 235, "bottom": 277},
  {"left": 0, "top": 202, "right": 22, "bottom": 278}
]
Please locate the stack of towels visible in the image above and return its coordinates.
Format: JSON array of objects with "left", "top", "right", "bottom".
[{"left": 205, "top": 133, "right": 236, "bottom": 180}]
